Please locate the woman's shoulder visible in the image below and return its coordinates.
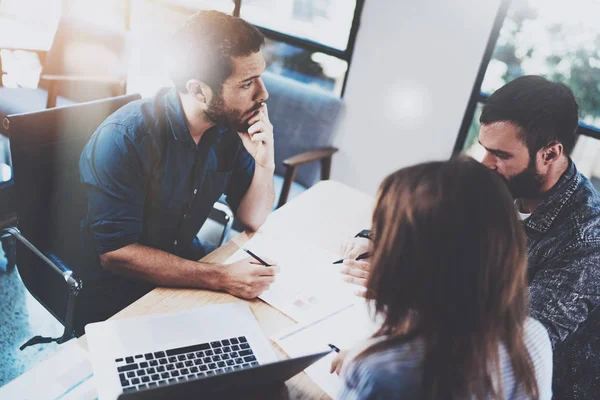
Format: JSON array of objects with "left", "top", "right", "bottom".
[{"left": 341, "top": 337, "right": 426, "bottom": 398}]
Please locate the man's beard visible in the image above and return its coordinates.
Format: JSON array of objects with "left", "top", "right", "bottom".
[
  {"left": 503, "top": 157, "right": 545, "bottom": 199},
  {"left": 204, "top": 95, "right": 261, "bottom": 133}
]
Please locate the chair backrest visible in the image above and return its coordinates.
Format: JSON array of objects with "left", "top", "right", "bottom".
[
  {"left": 262, "top": 71, "right": 344, "bottom": 188},
  {"left": 40, "top": 17, "right": 129, "bottom": 102},
  {"left": 3, "top": 94, "right": 141, "bottom": 325}
]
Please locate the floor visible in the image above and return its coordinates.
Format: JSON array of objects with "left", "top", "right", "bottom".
[{"left": 0, "top": 218, "right": 235, "bottom": 388}]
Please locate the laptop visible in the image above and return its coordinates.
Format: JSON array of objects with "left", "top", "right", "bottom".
[{"left": 86, "top": 302, "right": 331, "bottom": 400}]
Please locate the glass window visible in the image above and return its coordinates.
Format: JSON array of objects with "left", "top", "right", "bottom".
[
  {"left": 481, "top": 0, "right": 600, "bottom": 129},
  {"left": 263, "top": 39, "right": 348, "bottom": 95},
  {"left": 158, "top": 0, "right": 235, "bottom": 15},
  {"left": 458, "top": 0, "right": 600, "bottom": 189},
  {"left": 155, "top": 0, "right": 363, "bottom": 96},
  {"left": 61, "top": 0, "right": 129, "bottom": 30},
  {"left": 571, "top": 135, "right": 600, "bottom": 191},
  {"left": 241, "top": 0, "right": 357, "bottom": 51},
  {"left": 0, "top": 0, "right": 60, "bottom": 50}
]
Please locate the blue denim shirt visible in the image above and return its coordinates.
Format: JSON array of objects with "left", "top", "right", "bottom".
[
  {"left": 524, "top": 159, "right": 600, "bottom": 398},
  {"left": 80, "top": 87, "right": 255, "bottom": 261}
]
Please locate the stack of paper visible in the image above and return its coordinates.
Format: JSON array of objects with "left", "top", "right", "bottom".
[{"left": 226, "top": 232, "right": 363, "bottom": 323}]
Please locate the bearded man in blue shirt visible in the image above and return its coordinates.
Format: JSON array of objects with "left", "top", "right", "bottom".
[{"left": 78, "top": 11, "right": 277, "bottom": 329}]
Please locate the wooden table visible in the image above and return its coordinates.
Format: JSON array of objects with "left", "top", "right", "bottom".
[{"left": 2, "top": 180, "right": 374, "bottom": 399}]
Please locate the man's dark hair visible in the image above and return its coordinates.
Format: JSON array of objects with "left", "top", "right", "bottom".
[
  {"left": 168, "top": 10, "right": 265, "bottom": 94},
  {"left": 480, "top": 75, "right": 579, "bottom": 156}
]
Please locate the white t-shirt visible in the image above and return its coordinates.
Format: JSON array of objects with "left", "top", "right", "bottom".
[{"left": 515, "top": 200, "right": 532, "bottom": 220}]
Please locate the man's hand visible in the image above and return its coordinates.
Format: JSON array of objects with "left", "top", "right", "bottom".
[
  {"left": 238, "top": 103, "right": 275, "bottom": 170},
  {"left": 330, "top": 349, "right": 349, "bottom": 375},
  {"left": 220, "top": 257, "right": 278, "bottom": 299},
  {"left": 340, "top": 237, "right": 372, "bottom": 259}
]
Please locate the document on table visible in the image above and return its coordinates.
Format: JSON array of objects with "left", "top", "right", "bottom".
[
  {"left": 272, "top": 302, "right": 379, "bottom": 398},
  {"left": 0, "top": 340, "right": 98, "bottom": 400},
  {"left": 226, "top": 232, "right": 365, "bottom": 323}
]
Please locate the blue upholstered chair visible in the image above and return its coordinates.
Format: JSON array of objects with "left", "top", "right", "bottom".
[{"left": 210, "top": 71, "right": 344, "bottom": 243}]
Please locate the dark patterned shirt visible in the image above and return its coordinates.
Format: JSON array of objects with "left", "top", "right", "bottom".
[{"left": 524, "top": 159, "right": 600, "bottom": 399}]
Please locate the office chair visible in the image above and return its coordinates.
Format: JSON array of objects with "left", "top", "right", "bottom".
[
  {"left": 1, "top": 93, "right": 141, "bottom": 349},
  {"left": 209, "top": 71, "right": 343, "bottom": 245},
  {"left": 0, "top": 17, "right": 129, "bottom": 267}
]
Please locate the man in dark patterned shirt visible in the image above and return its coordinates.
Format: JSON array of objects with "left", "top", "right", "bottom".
[
  {"left": 477, "top": 76, "right": 600, "bottom": 398},
  {"left": 341, "top": 76, "right": 600, "bottom": 398}
]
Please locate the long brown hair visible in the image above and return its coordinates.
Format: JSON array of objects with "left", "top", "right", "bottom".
[{"left": 359, "top": 156, "right": 538, "bottom": 399}]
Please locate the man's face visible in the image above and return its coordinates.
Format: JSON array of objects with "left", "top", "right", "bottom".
[
  {"left": 204, "top": 50, "right": 268, "bottom": 132},
  {"left": 478, "top": 121, "right": 545, "bottom": 199}
]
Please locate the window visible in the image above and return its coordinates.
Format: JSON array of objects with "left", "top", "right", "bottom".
[
  {"left": 240, "top": 0, "right": 356, "bottom": 51},
  {"left": 455, "top": 0, "right": 600, "bottom": 189},
  {"left": 159, "top": 0, "right": 365, "bottom": 96},
  {"left": 0, "top": 0, "right": 61, "bottom": 51},
  {"left": 61, "top": 0, "right": 130, "bottom": 30}
]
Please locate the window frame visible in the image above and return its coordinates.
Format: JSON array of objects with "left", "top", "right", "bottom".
[
  {"left": 452, "top": 0, "right": 600, "bottom": 155},
  {"left": 156, "top": 0, "right": 366, "bottom": 97}
]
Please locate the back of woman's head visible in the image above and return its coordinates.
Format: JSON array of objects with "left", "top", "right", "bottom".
[{"left": 367, "top": 156, "right": 537, "bottom": 399}]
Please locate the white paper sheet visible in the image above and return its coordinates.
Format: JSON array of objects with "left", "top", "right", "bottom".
[
  {"left": 0, "top": 340, "right": 97, "bottom": 400},
  {"left": 226, "top": 232, "right": 364, "bottom": 323},
  {"left": 272, "top": 302, "right": 378, "bottom": 398}
]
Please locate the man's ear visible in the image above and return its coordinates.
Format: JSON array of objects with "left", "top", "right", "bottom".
[
  {"left": 541, "top": 141, "right": 563, "bottom": 164},
  {"left": 185, "top": 80, "right": 213, "bottom": 109}
]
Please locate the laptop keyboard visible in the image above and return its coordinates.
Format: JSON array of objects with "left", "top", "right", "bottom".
[{"left": 114, "top": 336, "right": 259, "bottom": 393}]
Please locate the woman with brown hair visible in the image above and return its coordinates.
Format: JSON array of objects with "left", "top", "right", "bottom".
[{"left": 331, "top": 157, "right": 552, "bottom": 399}]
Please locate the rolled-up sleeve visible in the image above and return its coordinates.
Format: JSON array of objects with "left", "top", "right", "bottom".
[
  {"left": 80, "top": 123, "right": 147, "bottom": 254},
  {"left": 223, "top": 145, "right": 255, "bottom": 213}
]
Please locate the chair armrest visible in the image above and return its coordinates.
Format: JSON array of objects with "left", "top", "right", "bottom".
[
  {"left": 283, "top": 147, "right": 338, "bottom": 168},
  {"left": 1, "top": 227, "right": 81, "bottom": 289},
  {"left": 39, "top": 75, "right": 127, "bottom": 108},
  {"left": 277, "top": 147, "right": 339, "bottom": 209},
  {"left": 0, "top": 47, "right": 47, "bottom": 56},
  {"left": 39, "top": 74, "right": 126, "bottom": 84},
  {"left": 0, "top": 226, "right": 82, "bottom": 348}
]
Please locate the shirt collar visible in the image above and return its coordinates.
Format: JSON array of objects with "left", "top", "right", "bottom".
[
  {"left": 163, "top": 87, "right": 229, "bottom": 143},
  {"left": 524, "top": 158, "right": 580, "bottom": 233}
]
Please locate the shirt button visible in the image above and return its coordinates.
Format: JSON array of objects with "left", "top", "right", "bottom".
[
  {"left": 174, "top": 240, "right": 178, "bottom": 246},
  {"left": 193, "top": 189, "right": 198, "bottom": 195},
  {"left": 183, "top": 214, "right": 187, "bottom": 219}
]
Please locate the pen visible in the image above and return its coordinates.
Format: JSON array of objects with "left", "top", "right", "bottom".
[
  {"left": 333, "top": 251, "right": 371, "bottom": 264},
  {"left": 328, "top": 343, "right": 341, "bottom": 353},
  {"left": 243, "top": 248, "right": 271, "bottom": 266}
]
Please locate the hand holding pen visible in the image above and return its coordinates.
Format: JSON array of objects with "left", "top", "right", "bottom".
[
  {"left": 332, "top": 251, "right": 371, "bottom": 265},
  {"left": 244, "top": 248, "right": 271, "bottom": 266},
  {"left": 335, "top": 251, "right": 371, "bottom": 291}
]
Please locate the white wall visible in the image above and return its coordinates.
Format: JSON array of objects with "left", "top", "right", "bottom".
[{"left": 332, "top": 0, "right": 503, "bottom": 194}]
